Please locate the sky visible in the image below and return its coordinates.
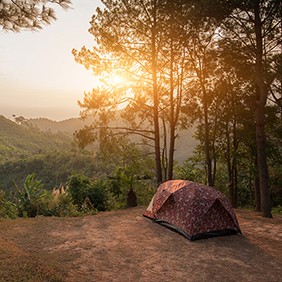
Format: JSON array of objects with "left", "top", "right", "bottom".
[{"left": 0, "top": 0, "right": 101, "bottom": 121}]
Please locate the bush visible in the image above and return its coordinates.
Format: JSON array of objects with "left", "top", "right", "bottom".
[
  {"left": 272, "top": 205, "right": 282, "bottom": 215},
  {"left": 67, "top": 174, "right": 111, "bottom": 212},
  {"left": 16, "top": 174, "right": 51, "bottom": 217},
  {"left": 47, "top": 193, "right": 82, "bottom": 217},
  {"left": 88, "top": 179, "right": 111, "bottom": 211},
  {"left": 134, "top": 181, "right": 155, "bottom": 206},
  {"left": 174, "top": 156, "right": 206, "bottom": 184},
  {"left": 0, "top": 190, "right": 17, "bottom": 219}
]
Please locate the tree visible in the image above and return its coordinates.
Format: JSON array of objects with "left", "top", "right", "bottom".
[
  {"left": 222, "top": 0, "right": 281, "bottom": 217},
  {"left": 165, "top": 0, "right": 237, "bottom": 187},
  {"left": 210, "top": 37, "right": 255, "bottom": 207},
  {"left": 108, "top": 139, "right": 155, "bottom": 206},
  {"left": 0, "top": 0, "right": 71, "bottom": 32},
  {"left": 187, "top": 0, "right": 281, "bottom": 216},
  {"left": 73, "top": 0, "right": 189, "bottom": 183},
  {"left": 12, "top": 114, "right": 32, "bottom": 128},
  {"left": 73, "top": 0, "right": 160, "bottom": 182},
  {"left": 183, "top": 25, "right": 219, "bottom": 187}
]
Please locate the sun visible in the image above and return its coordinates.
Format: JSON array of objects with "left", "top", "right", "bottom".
[
  {"left": 110, "top": 74, "right": 125, "bottom": 85},
  {"left": 99, "top": 72, "right": 128, "bottom": 88},
  {"left": 111, "top": 75, "right": 124, "bottom": 84}
]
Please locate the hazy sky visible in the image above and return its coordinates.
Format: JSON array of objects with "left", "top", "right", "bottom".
[{"left": 0, "top": 0, "right": 101, "bottom": 121}]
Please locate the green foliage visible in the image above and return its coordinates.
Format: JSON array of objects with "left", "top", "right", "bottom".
[
  {"left": 67, "top": 174, "right": 111, "bottom": 212},
  {"left": 0, "top": 116, "right": 72, "bottom": 164},
  {"left": 1, "top": 0, "right": 71, "bottom": 32},
  {"left": 0, "top": 119, "right": 157, "bottom": 215},
  {"left": 47, "top": 193, "right": 81, "bottom": 217},
  {"left": 177, "top": 147, "right": 282, "bottom": 210},
  {"left": 2, "top": 0, "right": 281, "bottom": 218},
  {"left": 272, "top": 206, "right": 282, "bottom": 215},
  {"left": 109, "top": 164, "right": 156, "bottom": 208},
  {"left": 0, "top": 151, "right": 98, "bottom": 193},
  {"left": 73, "top": 135, "right": 156, "bottom": 208},
  {"left": 16, "top": 174, "right": 52, "bottom": 217},
  {"left": 1, "top": 173, "right": 83, "bottom": 218},
  {"left": 89, "top": 179, "right": 112, "bottom": 211},
  {"left": 269, "top": 161, "right": 282, "bottom": 208},
  {"left": 134, "top": 181, "right": 156, "bottom": 207},
  {"left": 66, "top": 174, "right": 91, "bottom": 208},
  {"left": 0, "top": 190, "right": 17, "bottom": 219},
  {"left": 174, "top": 153, "right": 206, "bottom": 184}
]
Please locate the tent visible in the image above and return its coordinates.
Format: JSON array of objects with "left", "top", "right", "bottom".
[{"left": 144, "top": 180, "right": 241, "bottom": 240}]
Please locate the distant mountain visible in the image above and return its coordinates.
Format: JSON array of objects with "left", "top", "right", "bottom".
[
  {"left": 0, "top": 115, "right": 73, "bottom": 164},
  {"left": 28, "top": 116, "right": 198, "bottom": 163},
  {"left": 0, "top": 115, "right": 198, "bottom": 192},
  {"left": 29, "top": 117, "right": 91, "bottom": 136}
]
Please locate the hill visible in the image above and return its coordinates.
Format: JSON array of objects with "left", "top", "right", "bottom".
[
  {"left": 0, "top": 207, "right": 281, "bottom": 281},
  {"left": 0, "top": 115, "right": 73, "bottom": 164},
  {"left": 29, "top": 117, "right": 92, "bottom": 136},
  {"left": 0, "top": 151, "right": 98, "bottom": 192},
  {"left": 29, "top": 116, "right": 198, "bottom": 163},
  {"left": 0, "top": 115, "right": 197, "bottom": 192}
]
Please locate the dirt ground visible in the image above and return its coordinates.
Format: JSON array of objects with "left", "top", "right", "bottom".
[{"left": 0, "top": 207, "right": 281, "bottom": 282}]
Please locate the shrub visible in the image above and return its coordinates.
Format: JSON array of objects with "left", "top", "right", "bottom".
[
  {"left": 174, "top": 156, "right": 206, "bottom": 184},
  {"left": 48, "top": 193, "right": 82, "bottom": 217},
  {"left": 17, "top": 174, "right": 51, "bottom": 217},
  {"left": 67, "top": 174, "right": 111, "bottom": 212},
  {"left": 134, "top": 181, "right": 155, "bottom": 206},
  {"left": 88, "top": 179, "right": 111, "bottom": 211},
  {"left": 272, "top": 205, "right": 282, "bottom": 214},
  {"left": 0, "top": 190, "right": 17, "bottom": 219}
]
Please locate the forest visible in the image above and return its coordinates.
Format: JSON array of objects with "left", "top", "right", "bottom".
[
  {"left": 0, "top": 0, "right": 281, "bottom": 219},
  {"left": 72, "top": 0, "right": 281, "bottom": 218}
]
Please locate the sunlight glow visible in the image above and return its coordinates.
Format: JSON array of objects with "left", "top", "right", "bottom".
[
  {"left": 112, "top": 75, "right": 124, "bottom": 84},
  {"left": 110, "top": 74, "right": 125, "bottom": 85}
]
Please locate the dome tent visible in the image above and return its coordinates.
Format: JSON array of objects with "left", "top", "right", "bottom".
[{"left": 144, "top": 180, "right": 241, "bottom": 240}]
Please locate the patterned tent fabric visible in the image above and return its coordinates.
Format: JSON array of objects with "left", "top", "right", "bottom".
[{"left": 144, "top": 180, "right": 241, "bottom": 240}]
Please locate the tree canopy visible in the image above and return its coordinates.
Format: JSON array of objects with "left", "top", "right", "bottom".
[
  {"left": 0, "top": 0, "right": 71, "bottom": 31},
  {"left": 73, "top": 0, "right": 281, "bottom": 218}
]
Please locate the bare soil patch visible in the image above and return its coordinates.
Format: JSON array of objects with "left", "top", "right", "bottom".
[{"left": 0, "top": 207, "right": 281, "bottom": 282}]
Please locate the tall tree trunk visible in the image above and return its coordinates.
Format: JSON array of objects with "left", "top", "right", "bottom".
[
  {"left": 232, "top": 94, "right": 238, "bottom": 208},
  {"left": 168, "top": 35, "right": 175, "bottom": 180},
  {"left": 255, "top": 106, "right": 272, "bottom": 217},
  {"left": 231, "top": 158, "right": 238, "bottom": 208},
  {"left": 254, "top": 0, "right": 272, "bottom": 218},
  {"left": 255, "top": 167, "right": 261, "bottom": 212},
  {"left": 203, "top": 87, "right": 213, "bottom": 187},
  {"left": 226, "top": 122, "right": 234, "bottom": 204},
  {"left": 161, "top": 115, "right": 168, "bottom": 180},
  {"left": 226, "top": 120, "right": 237, "bottom": 208},
  {"left": 211, "top": 111, "right": 218, "bottom": 187},
  {"left": 152, "top": 0, "right": 162, "bottom": 184}
]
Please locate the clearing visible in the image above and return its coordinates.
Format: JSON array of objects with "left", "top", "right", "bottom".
[{"left": 0, "top": 207, "right": 281, "bottom": 282}]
